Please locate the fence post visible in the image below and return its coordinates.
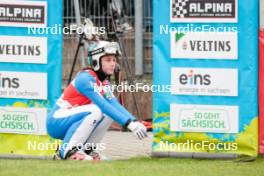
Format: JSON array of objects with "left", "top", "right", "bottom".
[
  {"left": 261, "top": 0, "right": 264, "bottom": 28},
  {"left": 135, "top": 0, "right": 143, "bottom": 75},
  {"left": 73, "top": 0, "right": 86, "bottom": 68}
]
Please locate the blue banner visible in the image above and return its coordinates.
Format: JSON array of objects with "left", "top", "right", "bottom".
[
  {"left": 0, "top": 0, "right": 63, "bottom": 156},
  {"left": 153, "top": 0, "right": 259, "bottom": 157}
]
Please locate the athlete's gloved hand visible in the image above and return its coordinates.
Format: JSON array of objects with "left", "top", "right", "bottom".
[{"left": 127, "top": 121, "right": 148, "bottom": 140}]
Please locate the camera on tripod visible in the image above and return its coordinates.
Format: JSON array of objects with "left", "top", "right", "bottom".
[{"left": 75, "top": 18, "right": 105, "bottom": 42}]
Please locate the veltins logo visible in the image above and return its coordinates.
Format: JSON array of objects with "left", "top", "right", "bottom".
[
  {"left": 0, "top": 36, "right": 47, "bottom": 64},
  {"left": 0, "top": 73, "right": 19, "bottom": 89},
  {"left": 170, "top": 0, "right": 237, "bottom": 23},
  {"left": 171, "top": 67, "right": 238, "bottom": 96},
  {"left": 0, "top": 0, "right": 47, "bottom": 27},
  {"left": 171, "top": 32, "right": 238, "bottom": 59}
]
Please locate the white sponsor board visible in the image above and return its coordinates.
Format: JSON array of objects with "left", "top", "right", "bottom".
[
  {"left": 170, "top": 32, "right": 238, "bottom": 59},
  {"left": 0, "top": 107, "right": 47, "bottom": 135},
  {"left": 0, "top": 0, "right": 47, "bottom": 27},
  {"left": 0, "top": 71, "right": 47, "bottom": 100},
  {"left": 0, "top": 36, "right": 47, "bottom": 64},
  {"left": 170, "top": 104, "right": 239, "bottom": 133},
  {"left": 171, "top": 67, "right": 238, "bottom": 96},
  {"left": 170, "top": 0, "right": 238, "bottom": 23}
]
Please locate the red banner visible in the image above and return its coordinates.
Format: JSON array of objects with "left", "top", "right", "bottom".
[{"left": 259, "top": 29, "right": 264, "bottom": 154}]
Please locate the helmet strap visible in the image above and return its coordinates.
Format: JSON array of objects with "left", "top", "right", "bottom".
[
  {"left": 94, "top": 58, "right": 110, "bottom": 81},
  {"left": 95, "top": 69, "right": 110, "bottom": 81}
]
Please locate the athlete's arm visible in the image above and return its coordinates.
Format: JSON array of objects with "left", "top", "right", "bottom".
[
  {"left": 74, "top": 72, "right": 132, "bottom": 126},
  {"left": 102, "top": 84, "right": 136, "bottom": 121}
]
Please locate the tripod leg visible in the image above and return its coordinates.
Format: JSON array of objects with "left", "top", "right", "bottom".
[
  {"left": 109, "top": 6, "right": 141, "bottom": 119},
  {"left": 67, "top": 34, "right": 85, "bottom": 85}
]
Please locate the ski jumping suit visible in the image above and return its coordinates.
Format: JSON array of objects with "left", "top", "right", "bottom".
[{"left": 46, "top": 69, "right": 135, "bottom": 158}]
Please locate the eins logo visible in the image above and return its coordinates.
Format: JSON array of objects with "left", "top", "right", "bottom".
[
  {"left": 179, "top": 70, "right": 211, "bottom": 86},
  {"left": 0, "top": 73, "right": 19, "bottom": 88}
]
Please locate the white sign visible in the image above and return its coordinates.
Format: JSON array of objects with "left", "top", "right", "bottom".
[
  {"left": 0, "top": 71, "right": 47, "bottom": 100},
  {"left": 0, "top": 36, "right": 47, "bottom": 64},
  {"left": 171, "top": 67, "right": 238, "bottom": 96},
  {"left": 170, "top": 104, "right": 239, "bottom": 133},
  {"left": 0, "top": 0, "right": 47, "bottom": 27},
  {"left": 170, "top": 0, "right": 238, "bottom": 23},
  {"left": 170, "top": 32, "right": 238, "bottom": 59},
  {"left": 0, "top": 107, "right": 47, "bottom": 135}
]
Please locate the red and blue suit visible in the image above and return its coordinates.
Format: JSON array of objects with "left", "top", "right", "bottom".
[{"left": 46, "top": 69, "right": 135, "bottom": 158}]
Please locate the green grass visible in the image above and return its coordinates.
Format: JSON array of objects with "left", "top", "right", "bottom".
[{"left": 1, "top": 157, "right": 264, "bottom": 176}]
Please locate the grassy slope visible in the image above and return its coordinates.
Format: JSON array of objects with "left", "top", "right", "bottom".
[{"left": 0, "top": 157, "right": 264, "bottom": 176}]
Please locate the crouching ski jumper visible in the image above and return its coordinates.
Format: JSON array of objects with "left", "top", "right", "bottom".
[{"left": 46, "top": 41, "right": 147, "bottom": 161}]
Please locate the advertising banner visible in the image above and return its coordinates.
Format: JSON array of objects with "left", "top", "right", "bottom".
[
  {"left": 153, "top": 0, "right": 259, "bottom": 157},
  {"left": 170, "top": 0, "right": 238, "bottom": 23},
  {"left": 0, "top": 0, "right": 63, "bottom": 157}
]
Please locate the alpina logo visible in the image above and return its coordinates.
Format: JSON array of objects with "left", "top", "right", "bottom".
[
  {"left": 0, "top": 1, "right": 47, "bottom": 27},
  {"left": 170, "top": 0, "right": 237, "bottom": 23}
]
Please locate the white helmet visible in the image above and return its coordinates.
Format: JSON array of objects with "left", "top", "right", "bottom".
[{"left": 88, "top": 41, "right": 121, "bottom": 71}]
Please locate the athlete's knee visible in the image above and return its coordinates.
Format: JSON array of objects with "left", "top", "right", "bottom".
[{"left": 46, "top": 118, "right": 64, "bottom": 139}]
